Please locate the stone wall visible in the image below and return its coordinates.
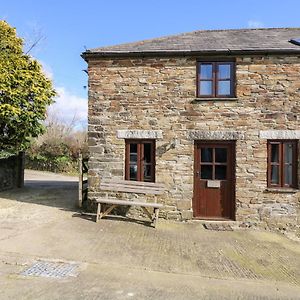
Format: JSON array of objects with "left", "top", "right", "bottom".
[
  {"left": 0, "top": 153, "right": 24, "bottom": 191},
  {"left": 87, "top": 55, "right": 300, "bottom": 230}
]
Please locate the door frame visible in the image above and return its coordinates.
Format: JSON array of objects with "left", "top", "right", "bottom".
[{"left": 192, "top": 140, "right": 236, "bottom": 220}]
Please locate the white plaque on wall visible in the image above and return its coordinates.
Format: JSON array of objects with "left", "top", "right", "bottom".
[{"left": 207, "top": 180, "right": 221, "bottom": 188}]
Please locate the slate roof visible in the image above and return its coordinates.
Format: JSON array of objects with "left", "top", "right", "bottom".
[{"left": 82, "top": 28, "right": 300, "bottom": 59}]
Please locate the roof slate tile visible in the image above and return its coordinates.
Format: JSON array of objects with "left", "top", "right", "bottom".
[{"left": 85, "top": 28, "right": 300, "bottom": 57}]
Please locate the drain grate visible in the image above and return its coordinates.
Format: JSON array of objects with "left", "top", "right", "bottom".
[
  {"left": 203, "top": 223, "right": 233, "bottom": 231},
  {"left": 21, "top": 261, "right": 78, "bottom": 279}
]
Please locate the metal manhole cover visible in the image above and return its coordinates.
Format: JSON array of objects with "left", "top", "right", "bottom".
[
  {"left": 21, "top": 261, "right": 78, "bottom": 279},
  {"left": 203, "top": 223, "right": 233, "bottom": 231}
]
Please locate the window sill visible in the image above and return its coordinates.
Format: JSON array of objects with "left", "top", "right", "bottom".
[
  {"left": 264, "top": 188, "right": 299, "bottom": 194},
  {"left": 192, "top": 97, "right": 238, "bottom": 103}
]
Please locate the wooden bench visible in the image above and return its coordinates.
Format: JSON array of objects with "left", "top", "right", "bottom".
[{"left": 95, "top": 180, "right": 165, "bottom": 227}]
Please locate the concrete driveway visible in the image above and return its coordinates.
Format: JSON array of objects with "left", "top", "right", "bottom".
[{"left": 0, "top": 170, "right": 299, "bottom": 299}]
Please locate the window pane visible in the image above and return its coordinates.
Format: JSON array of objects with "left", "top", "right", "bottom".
[
  {"left": 271, "top": 165, "right": 279, "bottom": 184},
  {"left": 130, "top": 144, "right": 137, "bottom": 163},
  {"left": 215, "top": 166, "right": 227, "bottom": 180},
  {"left": 201, "top": 165, "right": 213, "bottom": 179},
  {"left": 218, "top": 81, "right": 231, "bottom": 95},
  {"left": 200, "top": 64, "right": 213, "bottom": 79},
  {"left": 218, "top": 64, "right": 231, "bottom": 79},
  {"left": 130, "top": 164, "right": 138, "bottom": 180},
  {"left": 201, "top": 148, "right": 213, "bottom": 162},
  {"left": 215, "top": 148, "right": 227, "bottom": 163},
  {"left": 144, "top": 164, "right": 152, "bottom": 182},
  {"left": 144, "top": 143, "right": 152, "bottom": 163},
  {"left": 199, "top": 81, "right": 213, "bottom": 95},
  {"left": 284, "top": 143, "right": 293, "bottom": 164},
  {"left": 271, "top": 144, "right": 279, "bottom": 163},
  {"left": 284, "top": 165, "right": 293, "bottom": 185}
]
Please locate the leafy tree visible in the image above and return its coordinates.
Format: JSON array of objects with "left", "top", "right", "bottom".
[{"left": 0, "top": 20, "right": 55, "bottom": 153}]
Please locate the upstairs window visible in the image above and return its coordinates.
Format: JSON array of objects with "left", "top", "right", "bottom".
[
  {"left": 267, "top": 140, "right": 298, "bottom": 188},
  {"left": 125, "top": 140, "right": 155, "bottom": 182},
  {"left": 197, "top": 61, "right": 235, "bottom": 98}
]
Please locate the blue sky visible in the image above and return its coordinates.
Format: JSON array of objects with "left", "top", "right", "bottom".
[{"left": 1, "top": 0, "right": 300, "bottom": 127}]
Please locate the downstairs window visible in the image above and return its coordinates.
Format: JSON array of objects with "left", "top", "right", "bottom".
[
  {"left": 125, "top": 140, "right": 155, "bottom": 182},
  {"left": 267, "top": 140, "right": 298, "bottom": 188}
]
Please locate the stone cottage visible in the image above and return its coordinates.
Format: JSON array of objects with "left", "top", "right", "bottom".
[{"left": 82, "top": 28, "right": 300, "bottom": 230}]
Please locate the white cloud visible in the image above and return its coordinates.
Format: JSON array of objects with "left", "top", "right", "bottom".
[
  {"left": 34, "top": 60, "right": 87, "bottom": 130},
  {"left": 48, "top": 87, "right": 87, "bottom": 130},
  {"left": 247, "top": 20, "right": 265, "bottom": 28}
]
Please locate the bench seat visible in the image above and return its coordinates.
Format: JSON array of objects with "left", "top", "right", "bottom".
[{"left": 95, "top": 198, "right": 163, "bottom": 208}]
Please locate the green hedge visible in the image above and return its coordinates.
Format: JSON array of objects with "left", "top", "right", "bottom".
[{"left": 25, "top": 153, "right": 78, "bottom": 174}]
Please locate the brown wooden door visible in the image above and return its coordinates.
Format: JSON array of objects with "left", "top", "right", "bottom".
[{"left": 193, "top": 141, "right": 235, "bottom": 219}]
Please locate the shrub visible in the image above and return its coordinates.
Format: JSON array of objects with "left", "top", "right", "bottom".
[{"left": 26, "top": 111, "right": 88, "bottom": 174}]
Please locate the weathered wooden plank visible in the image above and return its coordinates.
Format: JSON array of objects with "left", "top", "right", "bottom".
[
  {"left": 82, "top": 162, "right": 88, "bottom": 173},
  {"left": 100, "top": 182, "right": 164, "bottom": 190},
  {"left": 79, "top": 153, "right": 89, "bottom": 208},
  {"left": 96, "top": 203, "right": 101, "bottom": 223},
  {"left": 101, "top": 182, "right": 164, "bottom": 191},
  {"left": 100, "top": 185, "right": 164, "bottom": 195},
  {"left": 95, "top": 198, "right": 163, "bottom": 208},
  {"left": 101, "top": 179, "right": 165, "bottom": 188},
  {"left": 100, "top": 183, "right": 164, "bottom": 191},
  {"left": 100, "top": 183, "right": 164, "bottom": 190},
  {"left": 100, "top": 179, "right": 165, "bottom": 195},
  {"left": 78, "top": 154, "right": 83, "bottom": 208}
]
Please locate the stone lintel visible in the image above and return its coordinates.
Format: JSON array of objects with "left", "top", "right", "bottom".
[
  {"left": 188, "top": 131, "right": 245, "bottom": 140},
  {"left": 260, "top": 130, "right": 300, "bottom": 139},
  {"left": 116, "top": 130, "right": 163, "bottom": 139}
]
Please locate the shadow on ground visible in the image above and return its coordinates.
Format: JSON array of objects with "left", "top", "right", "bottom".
[
  {"left": 25, "top": 180, "right": 78, "bottom": 189},
  {"left": 73, "top": 212, "right": 154, "bottom": 227},
  {"left": 0, "top": 170, "right": 79, "bottom": 213}
]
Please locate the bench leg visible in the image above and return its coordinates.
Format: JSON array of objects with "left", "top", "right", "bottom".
[
  {"left": 101, "top": 204, "right": 117, "bottom": 218},
  {"left": 141, "top": 206, "right": 153, "bottom": 221},
  {"left": 96, "top": 203, "right": 118, "bottom": 222},
  {"left": 96, "top": 203, "right": 101, "bottom": 223},
  {"left": 142, "top": 207, "right": 160, "bottom": 228},
  {"left": 152, "top": 208, "right": 159, "bottom": 228}
]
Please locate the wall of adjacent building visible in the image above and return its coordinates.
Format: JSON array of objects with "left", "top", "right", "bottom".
[
  {"left": 0, "top": 152, "right": 25, "bottom": 191},
  {"left": 87, "top": 55, "right": 300, "bottom": 231}
]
